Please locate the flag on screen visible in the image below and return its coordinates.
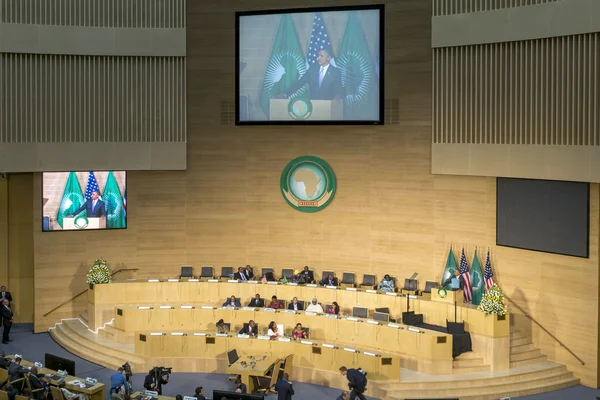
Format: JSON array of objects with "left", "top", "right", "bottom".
[
  {"left": 441, "top": 247, "right": 458, "bottom": 289},
  {"left": 470, "top": 249, "right": 484, "bottom": 306},
  {"left": 103, "top": 171, "right": 126, "bottom": 229},
  {"left": 259, "top": 14, "right": 308, "bottom": 118},
  {"left": 484, "top": 250, "right": 496, "bottom": 291},
  {"left": 85, "top": 171, "right": 100, "bottom": 200},
  {"left": 123, "top": 189, "right": 127, "bottom": 217},
  {"left": 337, "top": 12, "right": 378, "bottom": 120},
  {"left": 307, "top": 12, "right": 335, "bottom": 68},
  {"left": 459, "top": 248, "right": 473, "bottom": 302},
  {"left": 56, "top": 172, "right": 85, "bottom": 228}
]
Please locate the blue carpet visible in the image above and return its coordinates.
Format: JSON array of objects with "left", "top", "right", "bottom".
[{"left": 3, "top": 324, "right": 377, "bottom": 400}]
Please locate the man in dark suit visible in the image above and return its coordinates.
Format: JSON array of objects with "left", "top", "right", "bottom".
[
  {"left": 282, "top": 50, "right": 343, "bottom": 101},
  {"left": 8, "top": 357, "right": 28, "bottom": 390},
  {"left": 238, "top": 320, "right": 258, "bottom": 337},
  {"left": 248, "top": 294, "right": 264, "bottom": 308},
  {"left": 300, "top": 266, "right": 314, "bottom": 284},
  {"left": 1, "top": 299, "right": 13, "bottom": 344},
  {"left": 29, "top": 366, "right": 50, "bottom": 400},
  {"left": 287, "top": 297, "right": 303, "bottom": 311},
  {"left": 69, "top": 190, "right": 106, "bottom": 218},
  {"left": 320, "top": 274, "right": 339, "bottom": 287},
  {"left": 0, "top": 287, "right": 12, "bottom": 304},
  {"left": 233, "top": 267, "right": 249, "bottom": 282},
  {"left": 339, "top": 366, "right": 367, "bottom": 400},
  {"left": 0, "top": 352, "right": 10, "bottom": 369},
  {"left": 274, "top": 373, "right": 294, "bottom": 400},
  {"left": 193, "top": 386, "right": 206, "bottom": 400},
  {"left": 222, "top": 296, "right": 241, "bottom": 308},
  {"left": 442, "top": 269, "right": 465, "bottom": 291}
]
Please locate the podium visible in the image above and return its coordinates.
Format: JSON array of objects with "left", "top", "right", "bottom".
[
  {"left": 270, "top": 99, "right": 343, "bottom": 121},
  {"left": 431, "top": 288, "right": 464, "bottom": 305},
  {"left": 63, "top": 217, "right": 106, "bottom": 230}
]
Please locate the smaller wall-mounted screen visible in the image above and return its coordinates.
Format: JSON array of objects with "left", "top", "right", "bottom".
[
  {"left": 236, "top": 5, "right": 384, "bottom": 125},
  {"left": 42, "top": 171, "right": 127, "bottom": 231}
]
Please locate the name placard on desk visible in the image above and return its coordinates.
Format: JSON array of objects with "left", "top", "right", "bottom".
[
  {"left": 216, "top": 333, "right": 228, "bottom": 337},
  {"left": 278, "top": 337, "right": 291, "bottom": 342},
  {"left": 305, "top": 312, "right": 317, "bottom": 316},
  {"left": 208, "top": 279, "right": 219, "bottom": 283},
  {"left": 345, "top": 287, "right": 357, "bottom": 291},
  {"left": 267, "top": 281, "right": 278, "bottom": 285},
  {"left": 258, "top": 335, "right": 271, "bottom": 340},
  {"left": 306, "top": 284, "right": 318, "bottom": 287},
  {"left": 346, "top": 317, "right": 359, "bottom": 322},
  {"left": 188, "top": 279, "right": 199, "bottom": 282},
  {"left": 367, "top": 320, "right": 380, "bottom": 325},
  {"left": 242, "top": 307, "right": 255, "bottom": 311},
  {"left": 237, "top": 334, "right": 250, "bottom": 339},
  {"left": 284, "top": 310, "right": 296, "bottom": 314},
  {"left": 228, "top": 280, "right": 239, "bottom": 283},
  {"left": 326, "top": 285, "right": 337, "bottom": 289},
  {"left": 247, "top": 280, "right": 259, "bottom": 284},
  {"left": 222, "top": 306, "right": 236, "bottom": 310},
  {"left": 202, "top": 306, "right": 215, "bottom": 309},
  {"left": 288, "top": 283, "right": 298, "bottom": 286},
  {"left": 325, "top": 314, "right": 338, "bottom": 319},
  {"left": 385, "top": 292, "right": 398, "bottom": 296},
  {"left": 365, "top": 289, "right": 378, "bottom": 294},
  {"left": 263, "top": 308, "right": 276, "bottom": 312}
]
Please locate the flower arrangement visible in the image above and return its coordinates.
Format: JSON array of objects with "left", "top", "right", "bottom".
[
  {"left": 477, "top": 283, "right": 507, "bottom": 316},
  {"left": 86, "top": 258, "right": 111, "bottom": 285}
]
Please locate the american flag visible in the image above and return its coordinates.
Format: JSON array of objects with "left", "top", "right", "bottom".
[
  {"left": 307, "top": 12, "right": 335, "bottom": 67},
  {"left": 484, "top": 250, "right": 495, "bottom": 291},
  {"left": 459, "top": 248, "right": 473, "bottom": 302},
  {"left": 85, "top": 171, "right": 100, "bottom": 200}
]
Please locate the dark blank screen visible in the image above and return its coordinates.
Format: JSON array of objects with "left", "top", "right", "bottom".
[{"left": 496, "top": 178, "right": 589, "bottom": 258}]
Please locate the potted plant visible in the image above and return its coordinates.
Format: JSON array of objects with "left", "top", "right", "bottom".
[
  {"left": 87, "top": 258, "right": 111, "bottom": 289},
  {"left": 477, "top": 283, "right": 507, "bottom": 317}
]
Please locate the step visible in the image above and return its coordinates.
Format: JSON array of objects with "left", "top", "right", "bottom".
[
  {"left": 388, "top": 374, "right": 578, "bottom": 399},
  {"left": 50, "top": 326, "right": 124, "bottom": 371},
  {"left": 60, "top": 320, "right": 145, "bottom": 365},
  {"left": 510, "top": 348, "right": 544, "bottom": 362},
  {"left": 452, "top": 356, "right": 487, "bottom": 368},
  {"left": 79, "top": 312, "right": 88, "bottom": 324},
  {"left": 511, "top": 343, "right": 536, "bottom": 354},
  {"left": 510, "top": 354, "right": 547, "bottom": 368},
  {"left": 452, "top": 364, "right": 491, "bottom": 374},
  {"left": 98, "top": 324, "right": 135, "bottom": 345},
  {"left": 376, "top": 362, "right": 568, "bottom": 390},
  {"left": 510, "top": 335, "right": 532, "bottom": 346}
]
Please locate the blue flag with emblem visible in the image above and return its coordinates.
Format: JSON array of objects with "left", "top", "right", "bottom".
[
  {"left": 470, "top": 249, "right": 484, "bottom": 305},
  {"left": 259, "top": 14, "right": 307, "bottom": 118},
  {"left": 337, "top": 12, "right": 378, "bottom": 120}
]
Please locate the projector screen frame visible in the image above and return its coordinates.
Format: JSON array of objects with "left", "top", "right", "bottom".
[
  {"left": 235, "top": 4, "right": 385, "bottom": 126},
  {"left": 495, "top": 177, "right": 590, "bottom": 258}
]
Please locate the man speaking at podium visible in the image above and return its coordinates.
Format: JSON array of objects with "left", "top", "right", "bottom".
[
  {"left": 280, "top": 50, "right": 343, "bottom": 101},
  {"left": 69, "top": 190, "right": 106, "bottom": 218}
]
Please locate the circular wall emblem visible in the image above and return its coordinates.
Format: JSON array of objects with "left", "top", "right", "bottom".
[
  {"left": 437, "top": 288, "right": 448, "bottom": 298},
  {"left": 288, "top": 99, "right": 313, "bottom": 120},
  {"left": 74, "top": 216, "right": 89, "bottom": 229},
  {"left": 280, "top": 156, "right": 336, "bottom": 213}
]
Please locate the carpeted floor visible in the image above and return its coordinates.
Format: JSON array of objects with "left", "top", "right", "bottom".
[{"left": 3, "top": 324, "right": 377, "bottom": 400}]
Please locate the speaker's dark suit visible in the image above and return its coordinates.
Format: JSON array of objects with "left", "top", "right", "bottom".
[
  {"left": 72, "top": 199, "right": 106, "bottom": 217},
  {"left": 248, "top": 298, "right": 265, "bottom": 307},
  {"left": 274, "top": 379, "right": 294, "bottom": 400},
  {"left": 0, "top": 305, "right": 12, "bottom": 343},
  {"left": 285, "top": 64, "right": 343, "bottom": 100}
]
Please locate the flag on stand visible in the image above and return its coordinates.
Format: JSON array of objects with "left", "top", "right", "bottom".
[
  {"left": 459, "top": 248, "right": 473, "bottom": 302},
  {"left": 103, "top": 171, "right": 126, "bottom": 229},
  {"left": 484, "top": 250, "right": 496, "bottom": 291},
  {"left": 306, "top": 12, "right": 335, "bottom": 68},
  {"left": 470, "top": 249, "right": 484, "bottom": 306},
  {"left": 85, "top": 171, "right": 100, "bottom": 200},
  {"left": 56, "top": 172, "right": 85, "bottom": 228},
  {"left": 337, "top": 12, "right": 378, "bottom": 120},
  {"left": 441, "top": 247, "right": 458, "bottom": 289},
  {"left": 259, "top": 14, "right": 308, "bottom": 118}
]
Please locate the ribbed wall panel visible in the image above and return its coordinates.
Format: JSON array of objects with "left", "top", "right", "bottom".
[
  {"left": 0, "top": 54, "right": 186, "bottom": 143},
  {"left": 432, "top": 0, "right": 564, "bottom": 16},
  {"left": 0, "top": 0, "right": 186, "bottom": 28},
  {"left": 433, "top": 34, "right": 600, "bottom": 145}
]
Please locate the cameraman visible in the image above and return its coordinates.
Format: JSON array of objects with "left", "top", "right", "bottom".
[
  {"left": 144, "top": 368, "right": 169, "bottom": 395},
  {"left": 339, "top": 366, "right": 367, "bottom": 400},
  {"left": 110, "top": 367, "right": 130, "bottom": 399}
]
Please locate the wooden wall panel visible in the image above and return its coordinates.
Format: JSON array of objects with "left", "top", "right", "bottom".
[
  {"left": 31, "top": 0, "right": 600, "bottom": 387},
  {"left": 0, "top": 176, "right": 8, "bottom": 287}
]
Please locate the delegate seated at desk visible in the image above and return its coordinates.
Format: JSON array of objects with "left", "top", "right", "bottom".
[
  {"left": 442, "top": 270, "right": 465, "bottom": 290},
  {"left": 320, "top": 274, "right": 338, "bottom": 287},
  {"left": 248, "top": 294, "right": 264, "bottom": 308},
  {"left": 223, "top": 296, "right": 241, "bottom": 308},
  {"left": 238, "top": 320, "right": 258, "bottom": 336},
  {"left": 305, "top": 298, "right": 324, "bottom": 313},
  {"left": 288, "top": 297, "right": 303, "bottom": 311}
]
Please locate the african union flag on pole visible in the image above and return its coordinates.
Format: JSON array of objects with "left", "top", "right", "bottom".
[
  {"left": 441, "top": 247, "right": 458, "bottom": 289},
  {"left": 56, "top": 172, "right": 85, "bottom": 228},
  {"left": 259, "top": 14, "right": 307, "bottom": 118},
  {"left": 337, "top": 11, "right": 378, "bottom": 120},
  {"left": 470, "top": 249, "right": 484, "bottom": 306},
  {"left": 103, "top": 171, "right": 126, "bottom": 229}
]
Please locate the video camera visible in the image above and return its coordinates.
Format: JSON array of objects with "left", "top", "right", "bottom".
[
  {"left": 149, "top": 366, "right": 172, "bottom": 395},
  {"left": 122, "top": 362, "right": 133, "bottom": 388}
]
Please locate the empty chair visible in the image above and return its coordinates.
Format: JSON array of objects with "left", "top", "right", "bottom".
[
  {"left": 404, "top": 278, "right": 418, "bottom": 291},
  {"left": 262, "top": 267, "right": 274, "bottom": 277},
  {"left": 373, "top": 312, "right": 390, "bottom": 322},
  {"left": 220, "top": 266, "right": 233, "bottom": 278},
  {"left": 281, "top": 268, "right": 294, "bottom": 280},
  {"left": 341, "top": 272, "right": 355, "bottom": 287},
  {"left": 360, "top": 274, "right": 376, "bottom": 289},
  {"left": 424, "top": 280, "right": 440, "bottom": 293},
  {"left": 180, "top": 265, "right": 193, "bottom": 278},
  {"left": 352, "top": 306, "right": 368, "bottom": 319},
  {"left": 375, "top": 307, "right": 396, "bottom": 322},
  {"left": 253, "top": 359, "right": 282, "bottom": 394},
  {"left": 200, "top": 265, "right": 214, "bottom": 278}
]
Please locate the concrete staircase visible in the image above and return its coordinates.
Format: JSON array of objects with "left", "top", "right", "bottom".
[
  {"left": 510, "top": 329, "right": 547, "bottom": 367},
  {"left": 452, "top": 352, "right": 491, "bottom": 374}
]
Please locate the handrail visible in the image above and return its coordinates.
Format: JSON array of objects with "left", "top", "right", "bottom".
[
  {"left": 43, "top": 268, "right": 139, "bottom": 317},
  {"left": 505, "top": 294, "right": 584, "bottom": 365}
]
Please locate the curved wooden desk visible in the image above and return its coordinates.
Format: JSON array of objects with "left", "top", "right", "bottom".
[{"left": 134, "top": 332, "right": 400, "bottom": 389}]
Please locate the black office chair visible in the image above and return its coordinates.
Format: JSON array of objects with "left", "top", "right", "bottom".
[
  {"left": 424, "top": 281, "right": 440, "bottom": 293},
  {"left": 180, "top": 266, "right": 193, "bottom": 279},
  {"left": 322, "top": 271, "right": 334, "bottom": 280},
  {"left": 341, "top": 272, "right": 355, "bottom": 287},
  {"left": 404, "top": 278, "right": 418, "bottom": 292},
  {"left": 281, "top": 269, "right": 294, "bottom": 280},
  {"left": 220, "top": 266, "right": 233, "bottom": 278},
  {"left": 302, "top": 327, "right": 310, "bottom": 338},
  {"left": 352, "top": 307, "right": 368, "bottom": 319},
  {"left": 265, "top": 271, "right": 276, "bottom": 282},
  {"left": 262, "top": 268, "right": 274, "bottom": 278},
  {"left": 200, "top": 265, "right": 214, "bottom": 279},
  {"left": 360, "top": 274, "right": 376, "bottom": 289},
  {"left": 375, "top": 307, "right": 396, "bottom": 322},
  {"left": 289, "top": 300, "right": 305, "bottom": 310}
]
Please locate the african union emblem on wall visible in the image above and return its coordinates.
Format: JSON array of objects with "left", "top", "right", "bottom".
[{"left": 280, "top": 156, "right": 336, "bottom": 213}]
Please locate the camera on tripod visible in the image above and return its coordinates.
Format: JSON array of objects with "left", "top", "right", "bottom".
[{"left": 146, "top": 366, "right": 172, "bottom": 395}]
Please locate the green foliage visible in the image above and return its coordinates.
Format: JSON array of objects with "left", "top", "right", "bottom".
[
  {"left": 86, "top": 259, "right": 111, "bottom": 285},
  {"left": 477, "top": 284, "right": 507, "bottom": 316}
]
